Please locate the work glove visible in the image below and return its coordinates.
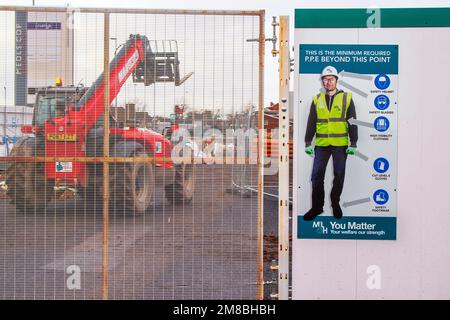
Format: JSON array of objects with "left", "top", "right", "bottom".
[
  {"left": 305, "top": 146, "right": 314, "bottom": 155},
  {"left": 346, "top": 146, "right": 356, "bottom": 155}
]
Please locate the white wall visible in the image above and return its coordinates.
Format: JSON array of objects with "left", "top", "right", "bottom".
[
  {"left": 0, "top": 11, "right": 15, "bottom": 107},
  {"left": 293, "top": 26, "right": 450, "bottom": 299}
]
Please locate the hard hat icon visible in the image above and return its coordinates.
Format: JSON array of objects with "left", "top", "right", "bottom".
[{"left": 375, "top": 74, "right": 391, "bottom": 90}]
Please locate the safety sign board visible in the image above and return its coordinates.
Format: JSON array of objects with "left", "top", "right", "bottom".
[
  {"left": 296, "top": 44, "right": 398, "bottom": 240},
  {"left": 55, "top": 162, "right": 73, "bottom": 173}
]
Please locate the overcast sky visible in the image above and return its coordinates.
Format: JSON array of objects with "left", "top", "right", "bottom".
[{"left": 2, "top": 0, "right": 450, "bottom": 114}]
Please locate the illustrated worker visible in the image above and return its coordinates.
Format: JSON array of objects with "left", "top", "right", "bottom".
[{"left": 303, "top": 66, "right": 358, "bottom": 221}]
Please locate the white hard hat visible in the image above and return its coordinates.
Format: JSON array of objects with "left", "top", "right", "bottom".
[{"left": 321, "top": 66, "right": 339, "bottom": 80}]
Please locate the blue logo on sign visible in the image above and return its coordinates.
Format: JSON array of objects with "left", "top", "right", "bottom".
[
  {"left": 374, "top": 95, "right": 390, "bottom": 110},
  {"left": 374, "top": 157, "right": 389, "bottom": 173},
  {"left": 373, "top": 189, "right": 389, "bottom": 205},
  {"left": 374, "top": 74, "right": 391, "bottom": 90},
  {"left": 374, "top": 116, "right": 390, "bottom": 132}
]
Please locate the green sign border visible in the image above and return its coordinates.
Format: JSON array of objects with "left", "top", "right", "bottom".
[{"left": 295, "top": 8, "right": 450, "bottom": 28}]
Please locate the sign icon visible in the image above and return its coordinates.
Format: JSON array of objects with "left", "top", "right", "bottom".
[
  {"left": 373, "top": 189, "right": 389, "bottom": 205},
  {"left": 155, "top": 141, "right": 162, "bottom": 154},
  {"left": 374, "top": 157, "right": 389, "bottom": 173},
  {"left": 374, "top": 95, "right": 390, "bottom": 110},
  {"left": 374, "top": 116, "right": 390, "bottom": 132},
  {"left": 55, "top": 162, "right": 73, "bottom": 173},
  {"left": 374, "top": 74, "right": 391, "bottom": 90}
]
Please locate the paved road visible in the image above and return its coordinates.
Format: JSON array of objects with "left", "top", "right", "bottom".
[{"left": 0, "top": 165, "right": 263, "bottom": 300}]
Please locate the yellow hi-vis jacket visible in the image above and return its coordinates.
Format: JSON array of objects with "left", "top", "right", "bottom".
[{"left": 313, "top": 91, "right": 352, "bottom": 147}]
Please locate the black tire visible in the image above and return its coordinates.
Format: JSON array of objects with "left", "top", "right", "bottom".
[
  {"left": 165, "top": 163, "right": 195, "bottom": 204},
  {"left": 110, "top": 148, "right": 154, "bottom": 214},
  {"left": 5, "top": 138, "right": 53, "bottom": 213},
  {"left": 80, "top": 164, "right": 103, "bottom": 212}
]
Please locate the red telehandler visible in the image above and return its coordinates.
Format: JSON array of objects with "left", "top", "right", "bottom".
[{"left": 6, "top": 34, "right": 195, "bottom": 214}]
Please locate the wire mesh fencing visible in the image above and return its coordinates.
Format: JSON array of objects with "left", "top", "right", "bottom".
[{"left": 0, "top": 7, "right": 265, "bottom": 300}]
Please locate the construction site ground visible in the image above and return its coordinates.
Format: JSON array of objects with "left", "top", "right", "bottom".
[{"left": 0, "top": 164, "right": 280, "bottom": 300}]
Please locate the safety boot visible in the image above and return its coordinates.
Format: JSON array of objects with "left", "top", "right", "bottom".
[
  {"left": 332, "top": 204, "right": 343, "bottom": 219},
  {"left": 303, "top": 207, "right": 323, "bottom": 221}
]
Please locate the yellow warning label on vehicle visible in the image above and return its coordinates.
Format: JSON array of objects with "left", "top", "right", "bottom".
[{"left": 47, "top": 133, "right": 77, "bottom": 141}]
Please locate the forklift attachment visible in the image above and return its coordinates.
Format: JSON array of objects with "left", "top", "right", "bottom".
[{"left": 132, "top": 39, "right": 193, "bottom": 86}]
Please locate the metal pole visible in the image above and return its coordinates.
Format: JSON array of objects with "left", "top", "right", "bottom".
[
  {"left": 3, "top": 86, "right": 6, "bottom": 150},
  {"left": 256, "top": 10, "right": 265, "bottom": 300},
  {"left": 102, "top": 12, "right": 110, "bottom": 301},
  {"left": 111, "top": 37, "right": 118, "bottom": 112},
  {"left": 278, "top": 15, "right": 290, "bottom": 300}
]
